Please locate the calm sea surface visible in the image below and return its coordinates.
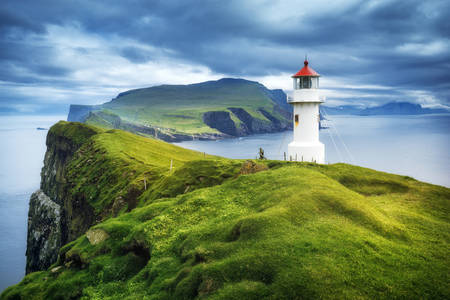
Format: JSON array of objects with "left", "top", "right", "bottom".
[
  {"left": 0, "top": 114, "right": 449, "bottom": 291},
  {"left": 0, "top": 115, "right": 65, "bottom": 292},
  {"left": 175, "top": 114, "right": 450, "bottom": 187}
]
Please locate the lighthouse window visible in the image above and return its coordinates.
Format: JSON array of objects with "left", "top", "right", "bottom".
[
  {"left": 293, "top": 78, "right": 301, "bottom": 89},
  {"left": 302, "top": 77, "right": 311, "bottom": 88},
  {"left": 295, "top": 114, "right": 299, "bottom": 125},
  {"left": 294, "top": 77, "right": 319, "bottom": 89}
]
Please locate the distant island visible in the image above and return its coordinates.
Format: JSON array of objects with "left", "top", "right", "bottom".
[
  {"left": 322, "top": 101, "right": 448, "bottom": 116},
  {"left": 67, "top": 78, "right": 448, "bottom": 142},
  {"left": 68, "top": 78, "right": 292, "bottom": 142}
]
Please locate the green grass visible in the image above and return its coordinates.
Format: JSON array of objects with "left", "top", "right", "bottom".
[
  {"left": 2, "top": 122, "right": 449, "bottom": 299},
  {"left": 91, "top": 79, "right": 282, "bottom": 135},
  {"left": 98, "top": 106, "right": 274, "bottom": 135},
  {"left": 63, "top": 122, "right": 235, "bottom": 215},
  {"left": 48, "top": 121, "right": 103, "bottom": 146}
]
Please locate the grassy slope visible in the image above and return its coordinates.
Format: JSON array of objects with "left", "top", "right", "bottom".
[
  {"left": 57, "top": 122, "right": 241, "bottom": 217},
  {"left": 2, "top": 123, "right": 449, "bottom": 299},
  {"left": 99, "top": 79, "right": 279, "bottom": 134}
]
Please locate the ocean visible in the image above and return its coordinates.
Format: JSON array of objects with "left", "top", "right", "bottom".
[
  {"left": 0, "top": 115, "right": 66, "bottom": 292},
  {"left": 0, "top": 113, "right": 449, "bottom": 292},
  {"left": 175, "top": 114, "right": 450, "bottom": 187}
]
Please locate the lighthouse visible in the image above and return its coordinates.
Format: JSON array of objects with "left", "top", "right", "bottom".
[{"left": 287, "top": 59, "right": 325, "bottom": 163}]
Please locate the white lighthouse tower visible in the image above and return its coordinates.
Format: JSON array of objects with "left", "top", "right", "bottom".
[{"left": 287, "top": 59, "right": 325, "bottom": 163}]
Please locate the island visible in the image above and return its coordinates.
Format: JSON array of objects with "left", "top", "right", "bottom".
[{"left": 67, "top": 78, "right": 293, "bottom": 142}]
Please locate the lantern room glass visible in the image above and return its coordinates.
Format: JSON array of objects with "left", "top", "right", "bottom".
[{"left": 293, "top": 77, "right": 319, "bottom": 90}]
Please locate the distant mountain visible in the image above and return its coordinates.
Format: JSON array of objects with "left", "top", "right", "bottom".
[
  {"left": 323, "top": 102, "right": 448, "bottom": 116},
  {"left": 68, "top": 78, "right": 292, "bottom": 142},
  {"left": 359, "top": 102, "right": 448, "bottom": 115},
  {"left": 321, "top": 105, "right": 366, "bottom": 115}
]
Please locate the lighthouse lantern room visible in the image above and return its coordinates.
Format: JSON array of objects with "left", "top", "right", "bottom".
[{"left": 287, "top": 59, "right": 325, "bottom": 163}]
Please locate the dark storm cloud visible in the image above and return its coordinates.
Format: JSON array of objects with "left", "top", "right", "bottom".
[
  {"left": 0, "top": 39, "right": 72, "bottom": 84},
  {"left": 120, "top": 47, "right": 153, "bottom": 64},
  {"left": 0, "top": 9, "right": 45, "bottom": 34},
  {"left": 0, "top": 0, "right": 449, "bottom": 113}
]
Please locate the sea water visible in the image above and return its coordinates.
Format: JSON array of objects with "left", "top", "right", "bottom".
[
  {"left": 176, "top": 114, "right": 450, "bottom": 187},
  {"left": 0, "top": 114, "right": 449, "bottom": 291},
  {"left": 0, "top": 115, "right": 65, "bottom": 292}
]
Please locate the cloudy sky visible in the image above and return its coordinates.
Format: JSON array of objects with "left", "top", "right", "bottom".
[{"left": 1, "top": 0, "right": 449, "bottom": 114}]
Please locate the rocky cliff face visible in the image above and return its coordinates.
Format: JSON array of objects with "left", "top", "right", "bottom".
[
  {"left": 226, "top": 106, "right": 291, "bottom": 135},
  {"left": 202, "top": 107, "right": 292, "bottom": 138},
  {"left": 67, "top": 104, "right": 101, "bottom": 122},
  {"left": 25, "top": 123, "right": 99, "bottom": 273},
  {"left": 202, "top": 111, "right": 238, "bottom": 136},
  {"left": 25, "top": 121, "right": 233, "bottom": 275},
  {"left": 26, "top": 190, "right": 61, "bottom": 273}
]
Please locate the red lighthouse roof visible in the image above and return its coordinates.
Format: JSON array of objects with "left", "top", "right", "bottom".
[{"left": 292, "top": 60, "right": 319, "bottom": 77}]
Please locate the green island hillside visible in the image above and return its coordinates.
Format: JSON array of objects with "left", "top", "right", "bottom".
[
  {"left": 67, "top": 78, "right": 292, "bottom": 142},
  {"left": 2, "top": 122, "right": 449, "bottom": 299}
]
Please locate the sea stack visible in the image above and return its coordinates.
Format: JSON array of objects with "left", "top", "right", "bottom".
[{"left": 287, "top": 59, "right": 325, "bottom": 163}]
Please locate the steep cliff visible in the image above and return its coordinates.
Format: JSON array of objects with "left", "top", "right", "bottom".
[
  {"left": 67, "top": 104, "right": 101, "bottom": 122},
  {"left": 26, "top": 190, "right": 61, "bottom": 273},
  {"left": 26, "top": 122, "right": 101, "bottom": 273},
  {"left": 25, "top": 121, "right": 240, "bottom": 275}
]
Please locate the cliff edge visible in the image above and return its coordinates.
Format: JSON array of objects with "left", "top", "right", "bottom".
[
  {"left": 25, "top": 121, "right": 238, "bottom": 274},
  {"left": 26, "top": 122, "right": 101, "bottom": 273}
]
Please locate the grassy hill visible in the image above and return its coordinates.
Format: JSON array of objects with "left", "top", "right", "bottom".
[
  {"left": 68, "top": 78, "right": 292, "bottom": 141},
  {"left": 2, "top": 122, "right": 449, "bottom": 299}
]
